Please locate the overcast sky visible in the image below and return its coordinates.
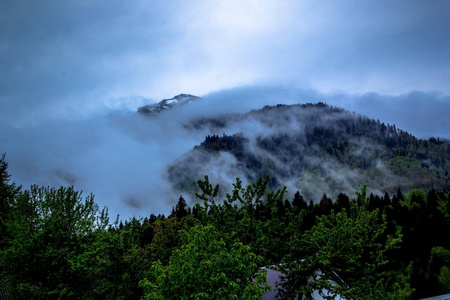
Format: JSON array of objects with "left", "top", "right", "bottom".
[
  {"left": 2, "top": 0, "right": 450, "bottom": 124},
  {"left": 1, "top": 0, "right": 450, "bottom": 218}
]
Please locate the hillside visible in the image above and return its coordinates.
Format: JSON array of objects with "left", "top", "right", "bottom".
[
  {"left": 168, "top": 103, "right": 450, "bottom": 200},
  {"left": 2, "top": 102, "right": 450, "bottom": 299}
]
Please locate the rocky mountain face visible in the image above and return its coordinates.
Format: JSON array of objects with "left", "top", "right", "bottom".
[
  {"left": 137, "top": 94, "right": 199, "bottom": 117},
  {"left": 166, "top": 102, "right": 450, "bottom": 201}
]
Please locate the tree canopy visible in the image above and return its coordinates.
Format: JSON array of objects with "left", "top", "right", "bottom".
[{"left": 1, "top": 154, "right": 450, "bottom": 299}]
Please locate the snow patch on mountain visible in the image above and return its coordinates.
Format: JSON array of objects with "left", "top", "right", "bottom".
[{"left": 137, "top": 94, "right": 200, "bottom": 117}]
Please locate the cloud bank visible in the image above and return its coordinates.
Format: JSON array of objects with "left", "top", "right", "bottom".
[
  {"left": 2, "top": 86, "right": 450, "bottom": 219},
  {"left": 1, "top": 0, "right": 450, "bottom": 126},
  {"left": 1, "top": 0, "right": 450, "bottom": 217}
]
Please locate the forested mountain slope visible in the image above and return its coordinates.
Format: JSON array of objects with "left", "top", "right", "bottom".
[
  {"left": 168, "top": 103, "right": 450, "bottom": 200},
  {"left": 2, "top": 99, "right": 450, "bottom": 298}
]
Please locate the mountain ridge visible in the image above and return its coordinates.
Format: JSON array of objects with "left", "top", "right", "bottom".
[
  {"left": 167, "top": 102, "right": 450, "bottom": 201},
  {"left": 137, "top": 94, "right": 199, "bottom": 117}
]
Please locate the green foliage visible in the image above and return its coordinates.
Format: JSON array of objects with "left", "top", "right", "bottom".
[
  {"left": 438, "top": 266, "right": 450, "bottom": 293},
  {"left": 0, "top": 154, "right": 21, "bottom": 248},
  {"left": 0, "top": 185, "right": 112, "bottom": 299},
  {"left": 1, "top": 153, "right": 450, "bottom": 299},
  {"left": 149, "top": 217, "right": 182, "bottom": 265},
  {"left": 140, "top": 224, "right": 270, "bottom": 299},
  {"left": 404, "top": 188, "right": 427, "bottom": 208},
  {"left": 355, "top": 184, "right": 367, "bottom": 207},
  {"left": 194, "top": 175, "right": 220, "bottom": 222},
  {"left": 283, "top": 200, "right": 410, "bottom": 299},
  {"left": 429, "top": 246, "right": 450, "bottom": 294}
]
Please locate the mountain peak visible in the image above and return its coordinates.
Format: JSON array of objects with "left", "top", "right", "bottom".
[
  {"left": 172, "top": 93, "right": 199, "bottom": 101},
  {"left": 137, "top": 94, "right": 200, "bottom": 116}
]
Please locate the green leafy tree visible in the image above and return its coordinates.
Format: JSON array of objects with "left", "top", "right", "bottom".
[
  {"left": 1, "top": 185, "right": 112, "bottom": 299},
  {"left": 429, "top": 246, "right": 450, "bottom": 293},
  {"left": 140, "top": 224, "right": 270, "bottom": 299},
  {"left": 281, "top": 193, "right": 411, "bottom": 299},
  {"left": 149, "top": 217, "right": 182, "bottom": 265},
  {"left": 438, "top": 266, "right": 450, "bottom": 293}
]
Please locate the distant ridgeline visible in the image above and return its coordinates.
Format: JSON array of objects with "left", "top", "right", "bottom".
[{"left": 168, "top": 103, "right": 450, "bottom": 200}]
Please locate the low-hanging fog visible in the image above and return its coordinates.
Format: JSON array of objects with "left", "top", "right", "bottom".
[
  {"left": 2, "top": 85, "right": 450, "bottom": 219},
  {"left": 2, "top": 1, "right": 450, "bottom": 219}
]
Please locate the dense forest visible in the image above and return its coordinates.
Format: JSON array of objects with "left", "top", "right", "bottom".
[
  {"left": 1, "top": 153, "right": 450, "bottom": 299},
  {"left": 169, "top": 103, "right": 450, "bottom": 200}
]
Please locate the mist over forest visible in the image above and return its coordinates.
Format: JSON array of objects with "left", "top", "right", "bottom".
[
  {"left": 2, "top": 1, "right": 450, "bottom": 298},
  {"left": 167, "top": 99, "right": 450, "bottom": 202},
  {"left": 2, "top": 87, "right": 450, "bottom": 219}
]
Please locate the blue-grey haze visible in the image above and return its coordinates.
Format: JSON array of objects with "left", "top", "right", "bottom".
[{"left": 1, "top": 0, "right": 449, "bottom": 218}]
